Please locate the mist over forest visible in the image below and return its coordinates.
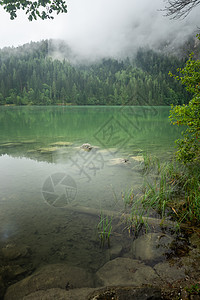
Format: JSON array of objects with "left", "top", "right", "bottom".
[
  {"left": 0, "top": 37, "right": 198, "bottom": 106},
  {"left": 1, "top": 34, "right": 199, "bottom": 106},
  {"left": 0, "top": 0, "right": 200, "bottom": 106},
  {"left": 1, "top": 0, "right": 200, "bottom": 55}
]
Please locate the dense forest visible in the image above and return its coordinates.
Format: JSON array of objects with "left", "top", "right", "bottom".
[{"left": 0, "top": 40, "right": 191, "bottom": 106}]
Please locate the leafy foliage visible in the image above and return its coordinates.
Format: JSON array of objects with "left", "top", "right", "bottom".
[
  {"left": 169, "top": 40, "right": 200, "bottom": 164},
  {"left": 0, "top": 40, "right": 190, "bottom": 106},
  {"left": 0, "top": 0, "right": 67, "bottom": 20}
]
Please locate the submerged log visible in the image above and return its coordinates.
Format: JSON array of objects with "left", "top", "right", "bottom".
[{"left": 66, "top": 204, "right": 175, "bottom": 227}]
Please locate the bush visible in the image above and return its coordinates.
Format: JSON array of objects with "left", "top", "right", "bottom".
[{"left": 169, "top": 36, "right": 200, "bottom": 164}]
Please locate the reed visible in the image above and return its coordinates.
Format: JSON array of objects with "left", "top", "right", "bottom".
[
  {"left": 124, "top": 154, "right": 200, "bottom": 234},
  {"left": 97, "top": 212, "right": 113, "bottom": 248},
  {"left": 141, "top": 154, "right": 200, "bottom": 227}
]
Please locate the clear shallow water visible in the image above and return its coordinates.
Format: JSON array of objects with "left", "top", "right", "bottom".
[{"left": 0, "top": 106, "right": 181, "bottom": 273}]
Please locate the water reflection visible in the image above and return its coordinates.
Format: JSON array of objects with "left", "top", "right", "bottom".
[{"left": 0, "top": 106, "right": 181, "bottom": 161}]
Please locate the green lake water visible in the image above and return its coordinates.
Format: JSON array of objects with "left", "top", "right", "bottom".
[{"left": 0, "top": 106, "right": 182, "bottom": 277}]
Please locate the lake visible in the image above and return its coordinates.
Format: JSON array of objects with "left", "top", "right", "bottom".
[{"left": 0, "top": 106, "right": 186, "bottom": 296}]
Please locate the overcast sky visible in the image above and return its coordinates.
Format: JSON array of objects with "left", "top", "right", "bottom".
[{"left": 0, "top": 0, "right": 199, "bottom": 59}]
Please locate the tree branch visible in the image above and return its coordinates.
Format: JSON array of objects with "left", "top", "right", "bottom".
[
  {"left": 163, "top": 0, "right": 200, "bottom": 19},
  {"left": 0, "top": 0, "right": 67, "bottom": 20}
]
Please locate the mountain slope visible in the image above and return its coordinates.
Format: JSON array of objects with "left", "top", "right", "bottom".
[{"left": 0, "top": 40, "right": 192, "bottom": 106}]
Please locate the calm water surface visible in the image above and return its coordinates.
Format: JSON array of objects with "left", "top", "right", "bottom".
[{"left": 0, "top": 106, "right": 181, "bottom": 272}]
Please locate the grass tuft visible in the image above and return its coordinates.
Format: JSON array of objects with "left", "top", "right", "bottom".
[{"left": 97, "top": 212, "right": 113, "bottom": 248}]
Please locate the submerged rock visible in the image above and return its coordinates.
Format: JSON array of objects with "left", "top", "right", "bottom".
[
  {"left": 80, "top": 143, "right": 93, "bottom": 151},
  {"left": 0, "top": 276, "right": 5, "bottom": 299},
  {"left": 109, "top": 243, "right": 123, "bottom": 260},
  {"left": 96, "top": 257, "right": 160, "bottom": 286},
  {"left": 189, "top": 233, "right": 200, "bottom": 252},
  {"left": 26, "top": 150, "right": 37, "bottom": 153},
  {"left": 37, "top": 147, "right": 59, "bottom": 154},
  {"left": 0, "top": 265, "right": 27, "bottom": 280},
  {"left": 132, "top": 233, "right": 173, "bottom": 261},
  {"left": 154, "top": 261, "right": 186, "bottom": 283},
  {"left": 49, "top": 142, "right": 73, "bottom": 147},
  {"left": 130, "top": 156, "right": 144, "bottom": 162},
  {"left": 2, "top": 244, "right": 31, "bottom": 260},
  {"left": 22, "top": 286, "right": 162, "bottom": 300},
  {"left": 108, "top": 158, "right": 130, "bottom": 166},
  {"left": 0, "top": 142, "right": 22, "bottom": 147},
  {"left": 179, "top": 233, "right": 200, "bottom": 275},
  {"left": 88, "top": 286, "right": 162, "bottom": 300},
  {"left": 4, "top": 263, "right": 100, "bottom": 300},
  {"left": 23, "top": 288, "right": 95, "bottom": 300}
]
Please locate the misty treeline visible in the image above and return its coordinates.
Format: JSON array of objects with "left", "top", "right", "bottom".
[{"left": 0, "top": 40, "right": 190, "bottom": 106}]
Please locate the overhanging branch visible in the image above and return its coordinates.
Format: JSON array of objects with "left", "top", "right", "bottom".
[{"left": 163, "top": 0, "right": 200, "bottom": 19}]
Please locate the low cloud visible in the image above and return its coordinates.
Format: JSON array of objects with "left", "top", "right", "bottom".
[
  {"left": 62, "top": 0, "right": 200, "bottom": 60},
  {"left": 0, "top": 0, "right": 199, "bottom": 60}
]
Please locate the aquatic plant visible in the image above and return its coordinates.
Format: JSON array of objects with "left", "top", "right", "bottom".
[
  {"left": 122, "top": 189, "right": 150, "bottom": 237},
  {"left": 121, "top": 188, "right": 135, "bottom": 209},
  {"left": 122, "top": 152, "right": 200, "bottom": 235},
  {"left": 142, "top": 152, "right": 163, "bottom": 175},
  {"left": 141, "top": 154, "right": 200, "bottom": 227},
  {"left": 142, "top": 173, "right": 173, "bottom": 218},
  {"left": 126, "top": 210, "right": 150, "bottom": 238},
  {"left": 97, "top": 212, "right": 113, "bottom": 248}
]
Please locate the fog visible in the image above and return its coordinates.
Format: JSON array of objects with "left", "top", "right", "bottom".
[{"left": 0, "top": 0, "right": 199, "bottom": 60}]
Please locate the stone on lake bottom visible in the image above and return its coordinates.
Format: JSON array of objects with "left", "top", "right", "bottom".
[
  {"left": 96, "top": 257, "right": 160, "bottom": 286},
  {"left": 23, "top": 288, "right": 95, "bottom": 300},
  {"left": 154, "top": 261, "right": 186, "bottom": 283},
  {"left": 2, "top": 244, "right": 31, "bottom": 260},
  {"left": 37, "top": 147, "right": 59, "bottom": 154},
  {"left": 9, "top": 286, "right": 163, "bottom": 300},
  {"left": 109, "top": 243, "right": 123, "bottom": 260},
  {"left": 4, "top": 263, "right": 100, "bottom": 300},
  {"left": 130, "top": 156, "right": 144, "bottom": 162},
  {"left": 88, "top": 286, "right": 162, "bottom": 300},
  {"left": 80, "top": 143, "right": 93, "bottom": 151},
  {"left": 49, "top": 142, "right": 73, "bottom": 147},
  {"left": 0, "top": 265, "right": 27, "bottom": 280},
  {"left": 132, "top": 233, "right": 173, "bottom": 261}
]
